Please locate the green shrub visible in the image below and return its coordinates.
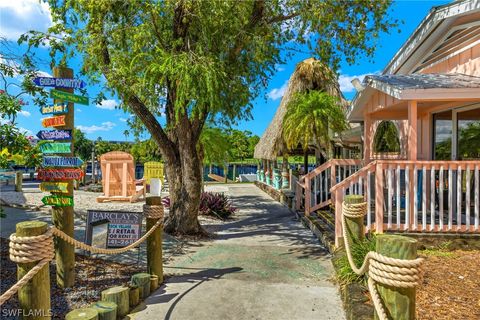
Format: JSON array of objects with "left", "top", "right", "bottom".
[{"left": 335, "top": 233, "right": 376, "bottom": 285}]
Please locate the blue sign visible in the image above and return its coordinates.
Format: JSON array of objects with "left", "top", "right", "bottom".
[
  {"left": 40, "top": 104, "right": 68, "bottom": 115},
  {"left": 36, "top": 130, "right": 72, "bottom": 141},
  {"left": 33, "top": 77, "right": 86, "bottom": 89},
  {"left": 43, "top": 156, "right": 84, "bottom": 168}
]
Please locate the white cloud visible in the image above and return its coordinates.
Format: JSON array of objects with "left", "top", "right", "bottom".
[
  {"left": 76, "top": 108, "right": 82, "bottom": 113},
  {"left": 19, "top": 127, "right": 33, "bottom": 136},
  {"left": 96, "top": 99, "right": 118, "bottom": 110},
  {"left": 119, "top": 117, "right": 128, "bottom": 122},
  {"left": 35, "top": 70, "right": 52, "bottom": 77},
  {"left": 0, "top": 0, "right": 53, "bottom": 41},
  {"left": 18, "top": 110, "right": 31, "bottom": 117},
  {"left": 76, "top": 121, "right": 116, "bottom": 134},
  {"left": 267, "top": 81, "right": 288, "bottom": 100},
  {"left": 338, "top": 71, "right": 379, "bottom": 93}
]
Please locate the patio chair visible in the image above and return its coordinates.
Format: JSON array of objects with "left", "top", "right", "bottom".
[
  {"left": 143, "top": 161, "right": 164, "bottom": 195},
  {"left": 96, "top": 151, "right": 145, "bottom": 203}
]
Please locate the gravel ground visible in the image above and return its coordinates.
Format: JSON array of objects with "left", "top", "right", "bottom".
[
  {"left": 416, "top": 249, "right": 480, "bottom": 320},
  {"left": 0, "top": 185, "right": 236, "bottom": 318},
  {"left": 0, "top": 238, "right": 143, "bottom": 319}
]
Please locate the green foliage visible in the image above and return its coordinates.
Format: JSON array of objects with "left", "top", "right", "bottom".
[
  {"left": 21, "top": 0, "right": 395, "bottom": 134},
  {"left": 283, "top": 91, "right": 347, "bottom": 156},
  {"left": 130, "top": 139, "right": 162, "bottom": 163},
  {"left": 458, "top": 122, "right": 480, "bottom": 160},
  {"left": 373, "top": 121, "right": 400, "bottom": 153},
  {"left": 335, "top": 234, "right": 376, "bottom": 285},
  {"left": 199, "top": 127, "right": 260, "bottom": 164},
  {"left": 420, "top": 241, "right": 453, "bottom": 258},
  {"left": 19, "top": 0, "right": 396, "bottom": 232},
  {"left": 73, "top": 129, "right": 94, "bottom": 161},
  {"left": 199, "top": 127, "right": 231, "bottom": 165}
]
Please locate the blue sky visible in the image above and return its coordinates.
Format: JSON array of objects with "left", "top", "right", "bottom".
[{"left": 1, "top": 0, "right": 450, "bottom": 141}]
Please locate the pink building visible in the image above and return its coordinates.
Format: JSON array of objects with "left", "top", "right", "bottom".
[{"left": 297, "top": 0, "right": 480, "bottom": 245}]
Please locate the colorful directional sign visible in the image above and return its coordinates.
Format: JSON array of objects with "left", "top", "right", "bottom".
[
  {"left": 40, "top": 104, "right": 68, "bottom": 115},
  {"left": 40, "top": 142, "right": 72, "bottom": 154},
  {"left": 41, "top": 195, "right": 73, "bottom": 207},
  {"left": 50, "top": 89, "right": 89, "bottom": 105},
  {"left": 37, "top": 168, "right": 84, "bottom": 181},
  {"left": 33, "top": 77, "right": 86, "bottom": 89},
  {"left": 42, "top": 115, "right": 66, "bottom": 128},
  {"left": 36, "top": 130, "right": 72, "bottom": 141},
  {"left": 42, "top": 156, "right": 83, "bottom": 168},
  {"left": 40, "top": 182, "right": 69, "bottom": 193}
]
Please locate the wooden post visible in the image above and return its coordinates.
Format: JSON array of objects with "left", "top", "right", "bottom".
[
  {"left": 145, "top": 196, "right": 163, "bottom": 282},
  {"left": 16, "top": 221, "right": 51, "bottom": 320},
  {"left": 51, "top": 66, "right": 75, "bottom": 288},
  {"left": 150, "top": 274, "right": 159, "bottom": 292},
  {"left": 15, "top": 171, "right": 22, "bottom": 192},
  {"left": 375, "top": 162, "right": 384, "bottom": 233},
  {"left": 90, "top": 301, "right": 117, "bottom": 320},
  {"left": 375, "top": 235, "right": 418, "bottom": 320},
  {"left": 128, "top": 285, "right": 140, "bottom": 308},
  {"left": 65, "top": 308, "right": 98, "bottom": 320},
  {"left": 334, "top": 189, "right": 344, "bottom": 247},
  {"left": 407, "top": 100, "right": 418, "bottom": 161},
  {"left": 343, "top": 195, "right": 365, "bottom": 242},
  {"left": 304, "top": 176, "right": 311, "bottom": 216},
  {"left": 131, "top": 273, "right": 151, "bottom": 299},
  {"left": 101, "top": 286, "right": 129, "bottom": 317}
]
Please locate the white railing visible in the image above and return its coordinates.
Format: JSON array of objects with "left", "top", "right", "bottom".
[
  {"left": 330, "top": 160, "right": 480, "bottom": 246},
  {"left": 295, "top": 159, "right": 362, "bottom": 215}
]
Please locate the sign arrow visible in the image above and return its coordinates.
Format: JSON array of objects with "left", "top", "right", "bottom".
[
  {"left": 33, "top": 77, "right": 86, "bottom": 89},
  {"left": 50, "top": 89, "right": 89, "bottom": 106},
  {"left": 36, "top": 130, "right": 72, "bottom": 141},
  {"left": 42, "top": 156, "right": 83, "bottom": 167}
]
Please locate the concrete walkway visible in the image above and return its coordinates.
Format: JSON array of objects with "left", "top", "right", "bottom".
[{"left": 129, "top": 184, "right": 345, "bottom": 320}]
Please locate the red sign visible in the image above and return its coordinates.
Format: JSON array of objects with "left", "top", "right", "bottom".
[
  {"left": 42, "top": 115, "right": 66, "bottom": 128},
  {"left": 37, "top": 168, "right": 84, "bottom": 181}
]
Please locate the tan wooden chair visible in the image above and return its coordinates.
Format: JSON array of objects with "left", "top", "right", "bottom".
[{"left": 97, "top": 151, "right": 145, "bottom": 203}]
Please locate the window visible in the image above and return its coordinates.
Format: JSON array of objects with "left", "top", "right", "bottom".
[{"left": 373, "top": 121, "right": 400, "bottom": 153}]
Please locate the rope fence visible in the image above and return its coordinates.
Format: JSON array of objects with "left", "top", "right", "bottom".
[
  {"left": 0, "top": 204, "right": 164, "bottom": 306},
  {"left": 341, "top": 200, "right": 424, "bottom": 320}
]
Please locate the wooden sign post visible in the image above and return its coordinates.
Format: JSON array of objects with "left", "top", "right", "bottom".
[{"left": 51, "top": 66, "right": 76, "bottom": 288}]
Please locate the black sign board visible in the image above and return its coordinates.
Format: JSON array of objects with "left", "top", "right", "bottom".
[{"left": 85, "top": 210, "right": 143, "bottom": 248}]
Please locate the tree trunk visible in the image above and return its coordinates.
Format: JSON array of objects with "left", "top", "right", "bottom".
[
  {"left": 303, "top": 150, "right": 309, "bottom": 174},
  {"left": 163, "top": 133, "right": 204, "bottom": 235}
]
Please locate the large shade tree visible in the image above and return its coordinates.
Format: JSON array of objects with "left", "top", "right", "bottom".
[{"left": 25, "top": 0, "right": 396, "bottom": 234}]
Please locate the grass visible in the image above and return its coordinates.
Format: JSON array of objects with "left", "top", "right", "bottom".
[
  {"left": 335, "top": 233, "right": 377, "bottom": 286},
  {"left": 419, "top": 241, "right": 454, "bottom": 258}
]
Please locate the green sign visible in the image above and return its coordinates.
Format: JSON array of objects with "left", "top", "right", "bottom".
[
  {"left": 40, "top": 142, "right": 72, "bottom": 154},
  {"left": 50, "top": 89, "right": 89, "bottom": 105},
  {"left": 41, "top": 195, "right": 73, "bottom": 207}
]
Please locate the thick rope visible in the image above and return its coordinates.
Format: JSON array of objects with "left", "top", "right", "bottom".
[
  {"left": 0, "top": 230, "right": 55, "bottom": 306},
  {"left": 52, "top": 219, "right": 162, "bottom": 255},
  {"left": 0, "top": 212, "right": 164, "bottom": 306},
  {"left": 341, "top": 200, "right": 424, "bottom": 320},
  {"left": 143, "top": 204, "right": 164, "bottom": 219}
]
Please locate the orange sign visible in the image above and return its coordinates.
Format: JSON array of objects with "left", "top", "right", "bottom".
[{"left": 42, "top": 115, "right": 66, "bottom": 128}]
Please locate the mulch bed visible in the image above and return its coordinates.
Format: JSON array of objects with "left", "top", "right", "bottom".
[
  {"left": 417, "top": 249, "right": 480, "bottom": 320},
  {"left": 0, "top": 238, "right": 141, "bottom": 319}
]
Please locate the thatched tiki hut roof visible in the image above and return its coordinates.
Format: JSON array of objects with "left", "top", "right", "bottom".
[{"left": 254, "top": 58, "right": 347, "bottom": 160}]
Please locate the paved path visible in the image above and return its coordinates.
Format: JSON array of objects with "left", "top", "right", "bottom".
[{"left": 130, "top": 184, "right": 345, "bottom": 320}]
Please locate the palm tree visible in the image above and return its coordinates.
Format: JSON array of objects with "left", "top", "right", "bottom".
[{"left": 283, "top": 91, "right": 347, "bottom": 167}]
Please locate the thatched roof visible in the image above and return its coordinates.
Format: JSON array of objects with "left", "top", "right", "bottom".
[{"left": 254, "top": 58, "right": 348, "bottom": 160}]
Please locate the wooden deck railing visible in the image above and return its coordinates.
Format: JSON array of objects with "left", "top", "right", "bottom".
[
  {"left": 295, "top": 159, "right": 362, "bottom": 215},
  {"left": 329, "top": 160, "right": 480, "bottom": 246}
]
